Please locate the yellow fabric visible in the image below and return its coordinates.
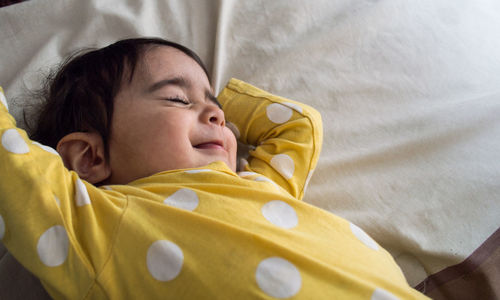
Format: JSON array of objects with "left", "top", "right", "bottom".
[{"left": 0, "top": 79, "right": 428, "bottom": 299}]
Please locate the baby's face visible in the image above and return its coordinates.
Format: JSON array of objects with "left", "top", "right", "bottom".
[{"left": 106, "top": 46, "right": 237, "bottom": 184}]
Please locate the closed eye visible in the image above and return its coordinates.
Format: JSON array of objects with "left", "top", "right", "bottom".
[{"left": 165, "top": 97, "right": 189, "bottom": 105}]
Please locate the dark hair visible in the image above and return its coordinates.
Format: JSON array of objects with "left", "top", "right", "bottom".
[{"left": 27, "top": 37, "right": 210, "bottom": 160}]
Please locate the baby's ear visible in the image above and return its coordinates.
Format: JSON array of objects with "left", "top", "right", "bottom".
[{"left": 56, "top": 132, "right": 111, "bottom": 184}]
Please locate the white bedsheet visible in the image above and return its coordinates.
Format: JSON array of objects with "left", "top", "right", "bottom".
[{"left": 1, "top": 0, "right": 499, "bottom": 289}]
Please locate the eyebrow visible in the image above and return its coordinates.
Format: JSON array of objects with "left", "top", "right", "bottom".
[
  {"left": 147, "top": 76, "right": 187, "bottom": 93},
  {"left": 147, "top": 76, "right": 221, "bottom": 108}
]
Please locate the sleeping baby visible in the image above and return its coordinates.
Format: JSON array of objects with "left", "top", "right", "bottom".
[{"left": 0, "top": 37, "right": 429, "bottom": 299}]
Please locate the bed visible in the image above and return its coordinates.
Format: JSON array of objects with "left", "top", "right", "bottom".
[{"left": 0, "top": 0, "right": 499, "bottom": 299}]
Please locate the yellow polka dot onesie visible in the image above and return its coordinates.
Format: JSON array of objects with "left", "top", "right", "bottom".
[{"left": 0, "top": 80, "right": 428, "bottom": 299}]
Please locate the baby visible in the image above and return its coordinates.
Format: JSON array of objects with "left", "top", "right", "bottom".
[{"left": 0, "top": 37, "right": 428, "bottom": 299}]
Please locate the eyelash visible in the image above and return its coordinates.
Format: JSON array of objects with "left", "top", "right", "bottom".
[
  {"left": 164, "top": 95, "right": 221, "bottom": 108},
  {"left": 165, "top": 97, "right": 189, "bottom": 105}
]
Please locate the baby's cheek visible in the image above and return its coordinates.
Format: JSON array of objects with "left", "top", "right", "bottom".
[{"left": 224, "top": 127, "right": 238, "bottom": 171}]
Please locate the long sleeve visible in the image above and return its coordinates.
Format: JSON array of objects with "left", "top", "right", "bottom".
[
  {"left": 0, "top": 86, "right": 429, "bottom": 300},
  {"left": 0, "top": 87, "right": 124, "bottom": 299},
  {"left": 218, "top": 78, "right": 323, "bottom": 200}
]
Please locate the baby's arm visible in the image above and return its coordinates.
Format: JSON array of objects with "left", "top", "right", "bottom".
[
  {"left": 218, "top": 79, "right": 323, "bottom": 200},
  {"left": 0, "top": 87, "right": 120, "bottom": 298}
]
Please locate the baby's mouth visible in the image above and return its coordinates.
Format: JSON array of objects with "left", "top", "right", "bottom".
[{"left": 193, "top": 141, "right": 224, "bottom": 150}]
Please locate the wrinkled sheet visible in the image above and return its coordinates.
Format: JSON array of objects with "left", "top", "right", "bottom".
[{"left": 1, "top": 0, "right": 499, "bottom": 297}]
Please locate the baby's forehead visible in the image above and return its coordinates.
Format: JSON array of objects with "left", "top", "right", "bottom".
[
  {"left": 126, "top": 46, "right": 212, "bottom": 93},
  {"left": 141, "top": 46, "right": 190, "bottom": 71},
  {"left": 129, "top": 47, "right": 187, "bottom": 82}
]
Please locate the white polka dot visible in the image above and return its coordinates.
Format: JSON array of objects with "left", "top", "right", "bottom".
[
  {"left": 254, "top": 176, "right": 268, "bottom": 181},
  {"left": 1, "top": 129, "right": 29, "bottom": 154},
  {"left": 255, "top": 176, "right": 280, "bottom": 190},
  {"left": 283, "top": 102, "right": 303, "bottom": 113},
  {"left": 262, "top": 201, "right": 298, "bottom": 229},
  {"left": 0, "top": 90, "right": 8, "bottom": 111},
  {"left": 147, "top": 240, "right": 183, "bottom": 281},
  {"left": 185, "top": 169, "right": 212, "bottom": 174},
  {"left": 75, "top": 179, "right": 91, "bottom": 207},
  {"left": 304, "top": 170, "right": 314, "bottom": 193},
  {"left": 54, "top": 195, "right": 60, "bottom": 206},
  {"left": 350, "top": 223, "right": 379, "bottom": 251},
  {"left": 371, "top": 288, "right": 400, "bottom": 300},
  {"left": 266, "top": 103, "right": 293, "bottom": 124},
  {"left": 37, "top": 225, "right": 69, "bottom": 267},
  {"left": 0, "top": 214, "right": 5, "bottom": 240},
  {"left": 238, "top": 171, "right": 258, "bottom": 177},
  {"left": 226, "top": 122, "right": 240, "bottom": 139},
  {"left": 164, "top": 188, "right": 199, "bottom": 211},
  {"left": 256, "top": 257, "right": 302, "bottom": 298},
  {"left": 32, "top": 141, "right": 59, "bottom": 155},
  {"left": 270, "top": 154, "right": 295, "bottom": 179}
]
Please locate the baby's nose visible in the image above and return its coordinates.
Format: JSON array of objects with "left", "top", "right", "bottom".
[{"left": 203, "top": 104, "right": 225, "bottom": 127}]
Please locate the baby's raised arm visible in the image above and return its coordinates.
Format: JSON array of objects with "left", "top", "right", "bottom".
[
  {"left": 0, "top": 87, "right": 121, "bottom": 298},
  {"left": 218, "top": 79, "right": 323, "bottom": 200}
]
